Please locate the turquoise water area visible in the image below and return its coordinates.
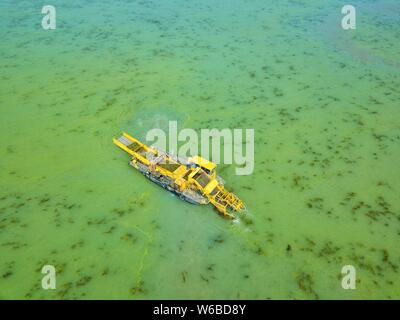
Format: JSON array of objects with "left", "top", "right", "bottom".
[{"left": 0, "top": 0, "right": 399, "bottom": 299}]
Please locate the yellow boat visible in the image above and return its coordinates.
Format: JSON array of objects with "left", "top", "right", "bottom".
[{"left": 113, "top": 132, "right": 245, "bottom": 219}]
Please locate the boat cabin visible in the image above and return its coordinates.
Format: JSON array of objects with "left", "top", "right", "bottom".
[{"left": 190, "top": 155, "right": 217, "bottom": 178}]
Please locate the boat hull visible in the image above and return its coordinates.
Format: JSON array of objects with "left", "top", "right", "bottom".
[{"left": 129, "top": 161, "right": 209, "bottom": 206}]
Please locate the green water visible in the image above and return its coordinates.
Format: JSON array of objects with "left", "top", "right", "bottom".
[{"left": 1, "top": 0, "right": 399, "bottom": 299}]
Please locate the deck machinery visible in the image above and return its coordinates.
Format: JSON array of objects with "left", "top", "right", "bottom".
[{"left": 113, "top": 132, "right": 245, "bottom": 219}]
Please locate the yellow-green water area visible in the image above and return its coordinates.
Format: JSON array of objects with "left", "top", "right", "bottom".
[{"left": 1, "top": 0, "right": 399, "bottom": 299}]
